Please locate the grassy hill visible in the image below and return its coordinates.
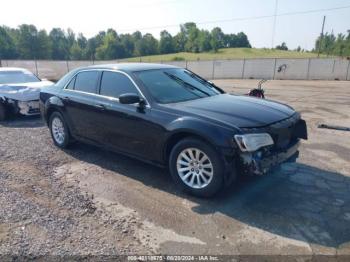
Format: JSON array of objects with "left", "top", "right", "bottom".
[{"left": 121, "top": 48, "right": 328, "bottom": 62}]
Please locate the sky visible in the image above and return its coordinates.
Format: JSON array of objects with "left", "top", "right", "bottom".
[{"left": 1, "top": 0, "right": 350, "bottom": 50}]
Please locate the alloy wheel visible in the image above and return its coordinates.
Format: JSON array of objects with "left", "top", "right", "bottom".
[
  {"left": 176, "top": 148, "right": 214, "bottom": 189},
  {"left": 51, "top": 117, "right": 65, "bottom": 145}
]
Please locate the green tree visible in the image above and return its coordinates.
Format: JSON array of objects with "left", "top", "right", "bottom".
[
  {"left": 183, "top": 23, "right": 200, "bottom": 52},
  {"left": 276, "top": 42, "right": 288, "bottom": 50},
  {"left": 223, "top": 32, "right": 251, "bottom": 48},
  {"left": 120, "top": 34, "right": 135, "bottom": 58},
  {"left": 198, "top": 30, "right": 212, "bottom": 52},
  {"left": 173, "top": 31, "right": 186, "bottom": 52},
  {"left": 96, "top": 30, "right": 126, "bottom": 59},
  {"left": 70, "top": 42, "right": 83, "bottom": 60},
  {"left": 49, "top": 28, "right": 69, "bottom": 60},
  {"left": 159, "top": 30, "right": 174, "bottom": 54},
  {"left": 0, "top": 23, "right": 256, "bottom": 60},
  {"left": 134, "top": 33, "right": 159, "bottom": 56},
  {"left": 210, "top": 27, "right": 225, "bottom": 51},
  {"left": 0, "top": 26, "right": 17, "bottom": 59},
  {"left": 17, "top": 24, "right": 51, "bottom": 59}
]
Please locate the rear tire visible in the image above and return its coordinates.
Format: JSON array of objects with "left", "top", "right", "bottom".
[
  {"left": 0, "top": 102, "right": 7, "bottom": 121},
  {"left": 169, "top": 138, "right": 224, "bottom": 197},
  {"left": 49, "top": 111, "right": 71, "bottom": 148}
]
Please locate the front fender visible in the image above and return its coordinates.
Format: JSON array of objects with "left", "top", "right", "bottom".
[{"left": 165, "top": 116, "right": 238, "bottom": 149}]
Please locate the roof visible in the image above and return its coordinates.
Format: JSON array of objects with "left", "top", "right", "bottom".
[
  {"left": 0, "top": 67, "right": 32, "bottom": 72},
  {"left": 86, "top": 63, "right": 179, "bottom": 72}
]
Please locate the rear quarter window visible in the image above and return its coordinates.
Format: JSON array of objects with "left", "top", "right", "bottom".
[
  {"left": 74, "top": 71, "right": 99, "bottom": 93},
  {"left": 66, "top": 77, "right": 76, "bottom": 90}
]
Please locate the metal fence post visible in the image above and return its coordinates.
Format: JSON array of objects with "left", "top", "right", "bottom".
[
  {"left": 241, "top": 59, "right": 246, "bottom": 79},
  {"left": 272, "top": 58, "right": 277, "bottom": 80},
  {"left": 212, "top": 60, "right": 215, "bottom": 79},
  {"left": 66, "top": 60, "right": 70, "bottom": 73},
  {"left": 34, "top": 59, "right": 39, "bottom": 77},
  {"left": 185, "top": 60, "right": 188, "bottom": 69},
  {"left": 0, "top": 59, "right": 2, "bottom": 67},
  {"left": 346, "top": 60, "right": 350, "bottom": 81},
  {"left": 306, "top": 58, "right": 311, "bottom": 80}
]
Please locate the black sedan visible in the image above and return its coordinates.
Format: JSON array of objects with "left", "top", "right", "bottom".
[{"left": 40, "top": 63, "right": 307, "bottom": 197}]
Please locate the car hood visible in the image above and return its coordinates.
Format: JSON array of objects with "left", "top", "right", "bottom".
[
  {"left": 167, "top": 94, "right": 296, "bottom": 128},
  {"left": 0, "top": 81, "right": 54, "bottom": 101}
]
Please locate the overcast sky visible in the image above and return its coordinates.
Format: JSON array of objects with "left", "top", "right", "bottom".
[{"left": 1, "top": 0, "right": 350, "bottom": 50}]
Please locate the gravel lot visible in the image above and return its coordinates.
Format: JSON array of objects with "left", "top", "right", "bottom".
[{"left": 0, "top": 79, "right": 350, "bottom": 258}]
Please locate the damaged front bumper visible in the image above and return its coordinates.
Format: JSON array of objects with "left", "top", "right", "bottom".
[
  {"left": 17, "top": 100, "right": 40, "bottom": 115},
  {"left": 238, "top": 139, "right": 300, "bottom": 175},
  {"left": 2, "top": 98, "right": 40, "bottom": 116}
]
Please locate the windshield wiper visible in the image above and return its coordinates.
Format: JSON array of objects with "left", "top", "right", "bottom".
[
  {"left": 184, "top": 71, "right": 224, "bottom": 94},
  {"left": 164, "top": 72, "right": 211, "bottom": 97}
]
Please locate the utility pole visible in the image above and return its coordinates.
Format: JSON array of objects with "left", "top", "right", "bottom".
[
  {"left": 271, "top": 0, "right": 278, "bottom": 49},
  {"left": 317, "top": 16, "right": 326, "bottom": 58}
]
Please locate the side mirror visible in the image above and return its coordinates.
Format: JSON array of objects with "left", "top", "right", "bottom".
[{"left": 119, "top": 93, "right": 141, "bottom": 105}]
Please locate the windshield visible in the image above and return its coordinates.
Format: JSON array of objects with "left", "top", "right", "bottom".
[
  {"left": 136, "top": 68, "right": 221, "bottom": 103},
  {"left": 0, "top": 70, "right": 40, "bottom": 84}
]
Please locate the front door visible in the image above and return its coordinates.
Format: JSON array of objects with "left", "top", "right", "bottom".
[{"left": 96, "top": 71, "right": 164, "bottom": 161}]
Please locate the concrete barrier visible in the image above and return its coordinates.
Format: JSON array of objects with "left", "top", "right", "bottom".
[
  {"left": 243, "top": 58, "right": 276, "bottom": 79},
  {"left": 187, "top": 61, "right": 214, "bottom": 79},
  {"left": 1, "top": 58, "right": 349, "bottom": 81},
  {"left": 162, "top": 61, "right": 187, "bottom": 68},
  {"left": 274, "top": 59, "right": 309, "bottom": 80},
  {"left": 213, "top": 60, "right": 245, "bottom": 79}
]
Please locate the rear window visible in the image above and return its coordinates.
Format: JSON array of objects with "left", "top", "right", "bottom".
[
  {"left": 0, "top": 70, "right": 40, "bottom": 84},
  {"left": 74, "top": 71, "right": 99, "bottom": 93},
  {"left": 66, "top": 77, "right": 76, "bottom": 90},
  {"left": 100, "top": 71, "right": 137, "bottom": 98}
]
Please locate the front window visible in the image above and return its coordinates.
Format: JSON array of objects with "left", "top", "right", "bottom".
[
  {"left": 135, "top": 69, "right": 221, "bottom": 104},
  {"left": 100, "top": 71, "right": 138, "bottom": 98},
  {"left": 0, "top": 70, "right": 40, "bottom": 84}
]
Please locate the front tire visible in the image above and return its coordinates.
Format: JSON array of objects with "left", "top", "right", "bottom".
[
  {"left": 0, "top": 102, "right": 7, "bottom": 121},
  {"left": 169, "top": 138, "right": 224, "bottom": 197},
  {"left": 49, "top": 112, "right": 71, "bottom": 148}
]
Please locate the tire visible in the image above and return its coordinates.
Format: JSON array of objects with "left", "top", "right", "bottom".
[
  {"left": 169, "top": 138, "right": 224, "bottom": 197},
  {"left": 49, "top": 111, "right": 71, "bottom": 148},
  {"left": 0, "top": 102, "right": 7, "bottom": 121}
]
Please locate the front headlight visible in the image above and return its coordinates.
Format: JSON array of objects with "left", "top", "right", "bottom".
[{"left": 234, "top": 133, "right": 274, "bottom": 152}]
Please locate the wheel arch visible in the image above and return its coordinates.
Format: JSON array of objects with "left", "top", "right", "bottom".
[
  {"left": 163, "top": 117, "right": 236, "bottom": 162},
  {"left": 44, "top": 96, "right": 65, "bottom": 125},
  {"left": 163, "top": 131, "right": 215, "bottom": 163}
]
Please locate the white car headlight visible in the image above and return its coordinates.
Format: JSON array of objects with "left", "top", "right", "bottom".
[{"left": 234, "top": 133, "right": 274, "bottom": 152}]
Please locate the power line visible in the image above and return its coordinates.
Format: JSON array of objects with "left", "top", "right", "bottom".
[{"left": 118, "top": 4, "right": 350, "bottom": 32}]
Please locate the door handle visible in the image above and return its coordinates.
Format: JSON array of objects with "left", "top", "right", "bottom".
[
  {"left": 62, "top": 96, "right": 70, "bottom": 102},
  {"left": 94, "top": 104, "right": 106, "bottom": 110}
]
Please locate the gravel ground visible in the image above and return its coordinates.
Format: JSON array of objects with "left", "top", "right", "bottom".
[
  {"left": 0, "top": 117, "right": 153, "bottom": 257},
  {"left": 0, "top": 79, "right": 350, "bottom": 259}
]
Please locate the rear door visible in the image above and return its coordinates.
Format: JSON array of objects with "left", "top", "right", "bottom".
[{"left": 60, "top": 70, "right": 102, "bottom": 141}]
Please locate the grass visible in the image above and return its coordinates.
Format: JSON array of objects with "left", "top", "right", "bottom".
[{"left": 121, "top": 48, "right": 328, "bottom": 62}]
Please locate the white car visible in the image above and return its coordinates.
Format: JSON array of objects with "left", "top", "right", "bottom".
[{"left": 0, "top": 67, "right": 54, "bottom": 121}]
